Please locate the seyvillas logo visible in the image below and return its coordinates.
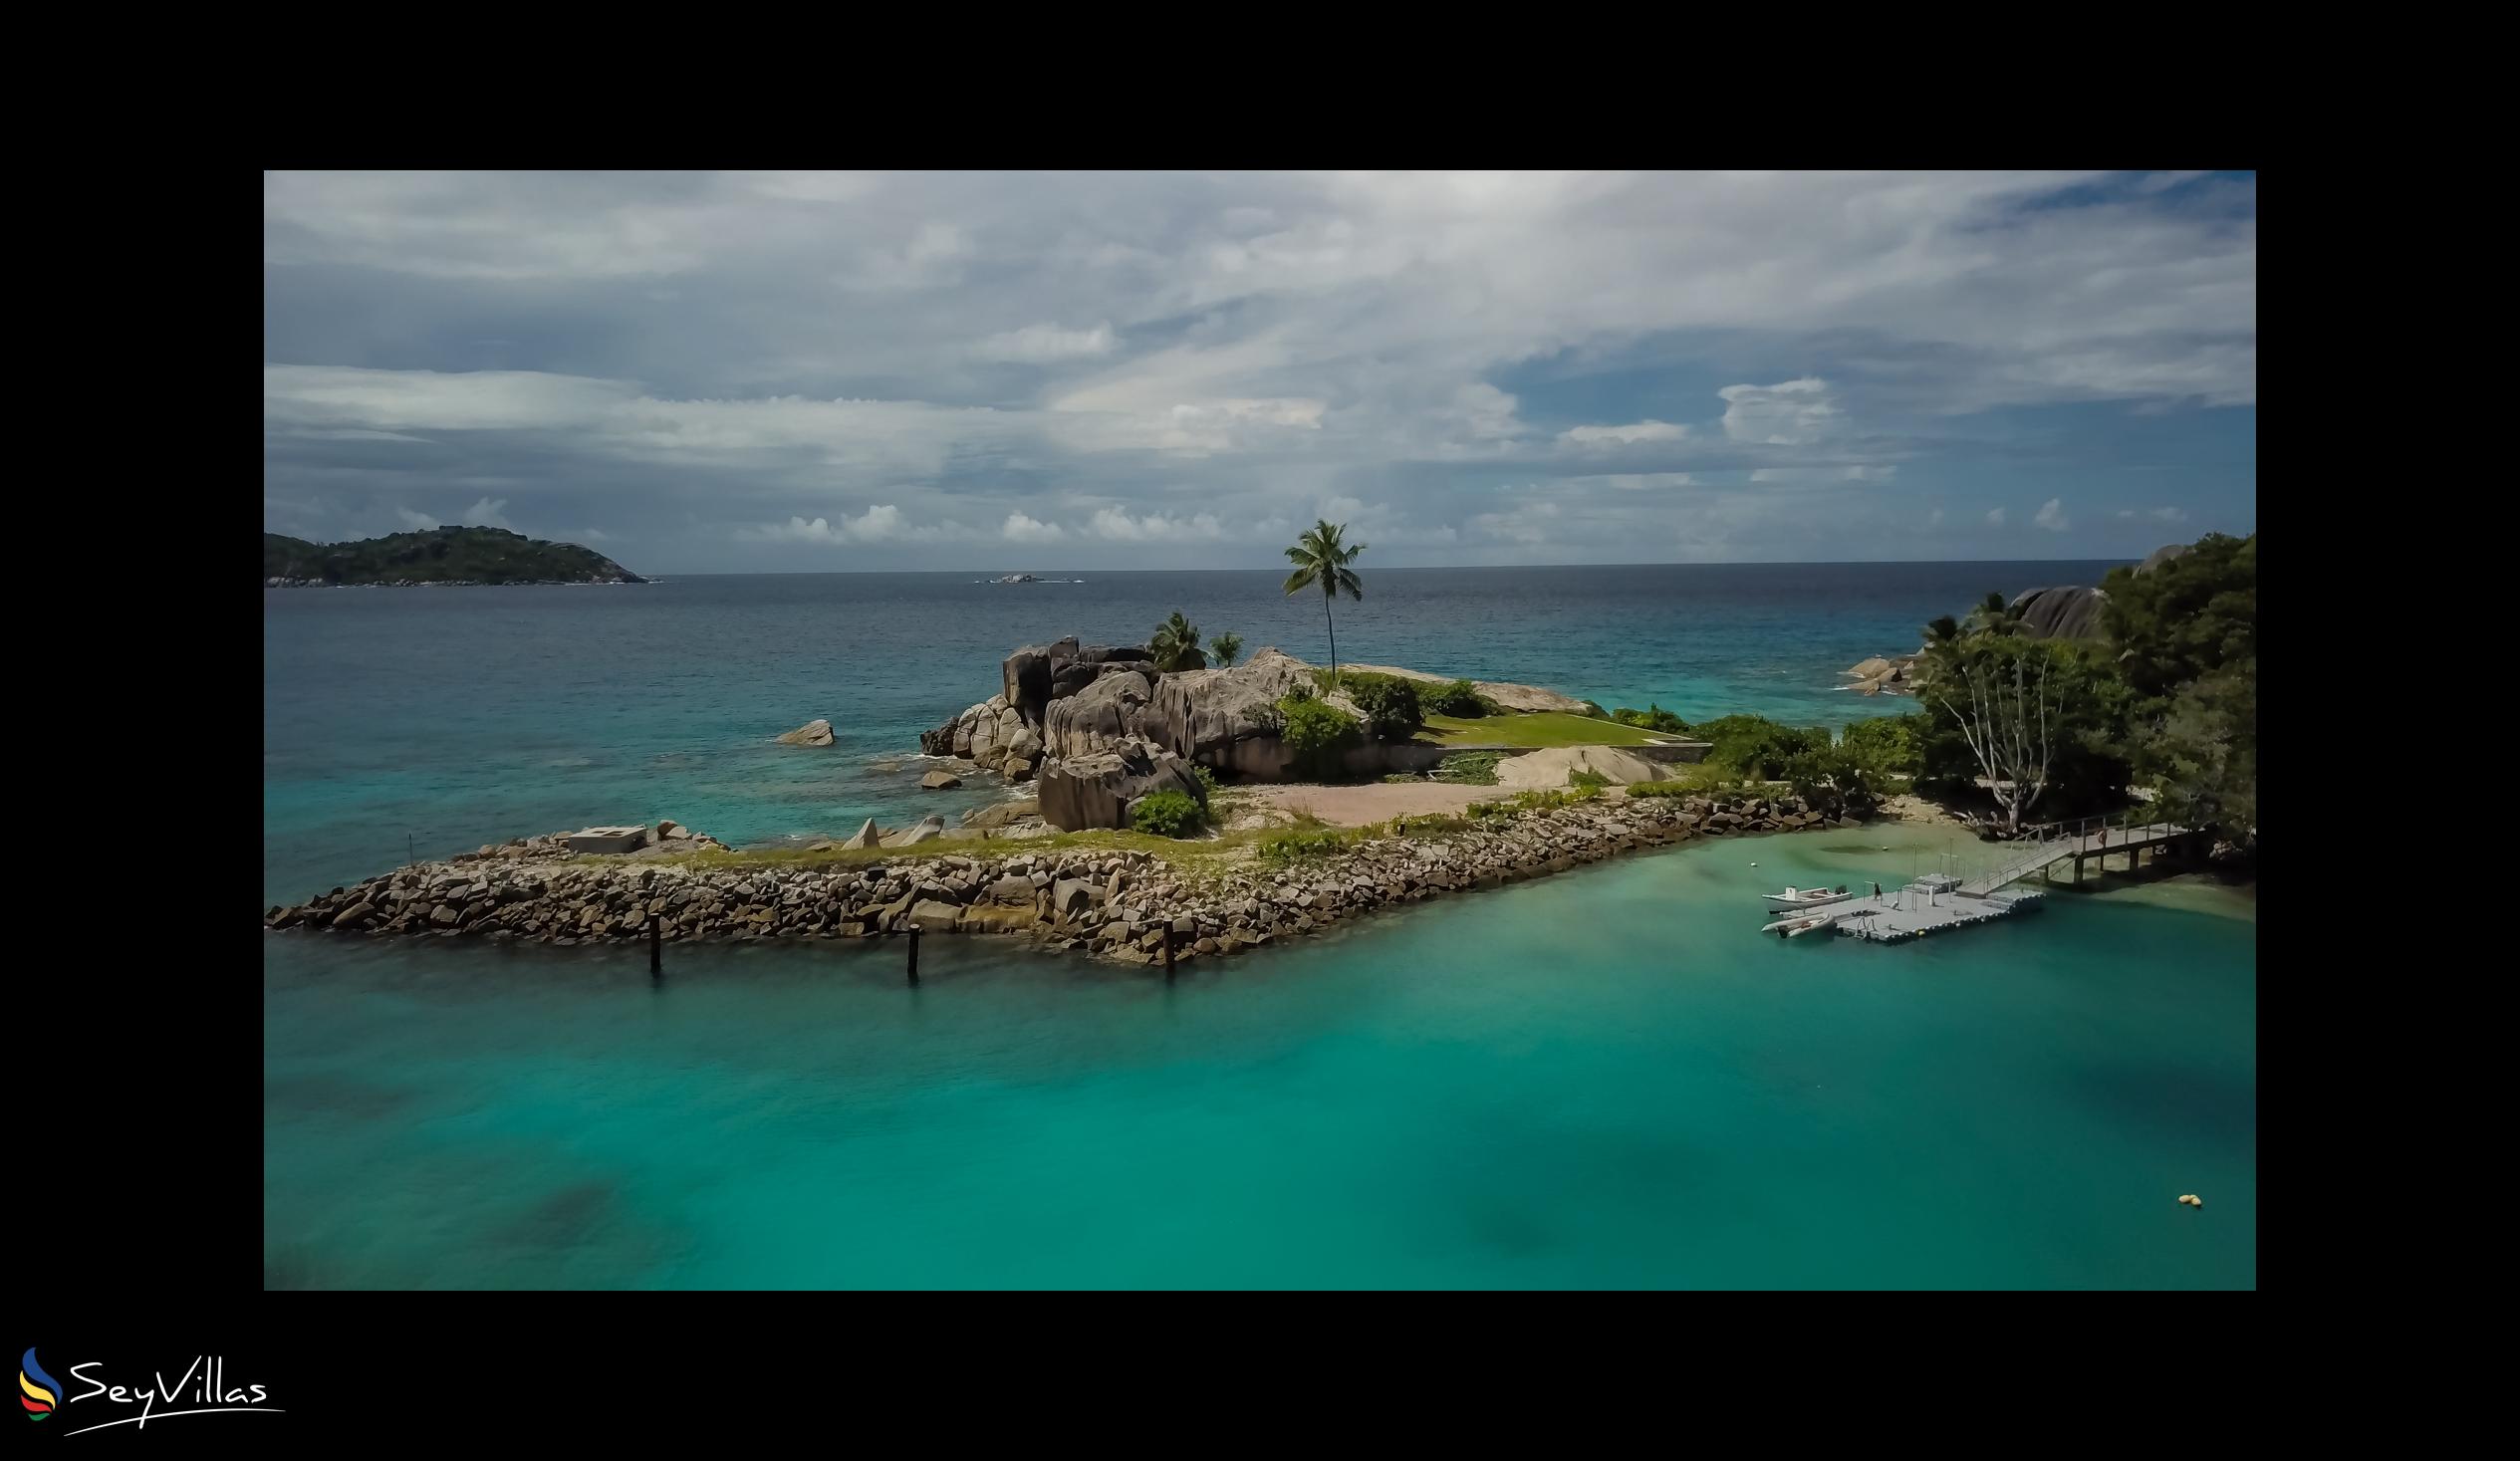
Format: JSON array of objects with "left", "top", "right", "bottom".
[
  {"left": 19, "top": 1349, "right": 282, "bottom": 1435},
  {"left": 21, "top": 1349, "right": 60, "bottom": 1421}
]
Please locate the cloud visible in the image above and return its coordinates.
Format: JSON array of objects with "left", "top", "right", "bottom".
[
  {"left": 973, "top": 322, "right": 1116, "bottom": 364},
  {"left": 1928, "top": 507, "right": 1944, "bottom": 525},
  {"left": 2151, "top": 505, "right": 2188, "bottom": 522},
  {"left": 1559, "top": 419, "right": 1687, "bottom": 449},
  {"left": 2034, "top": 497, "right": 2070, "bottom": 532},
  {"left": 1002, "top": 511, "right": 1066, "bottom": 542},
  {"left": 461, "top": 497, "right": 512, "bottom": 529},
  {"left": 1720, "top": 378, "right": 1838, "bottom": 444},
  {"left": 1986, "top": 507, "right": 2008, "bottom": 526},
  {"left": 264, "top": 171, "right": 2254, "bottom": 568},
  {"left": 396, "top": 506, "right": 439, "bottom": 530},
  {"left": 1750, "top": 464, "right": 1896, "bottom": 484},
  {"left": 740, "top": 504, "right": 913, "bottom": 545},
  {"left": 1087, "top": 507, "right": 1225, "bottom": 542}
]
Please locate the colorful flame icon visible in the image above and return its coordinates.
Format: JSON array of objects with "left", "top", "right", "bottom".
[{"left": 20, "top": 1348, "right": 60, "bottom": 1421}]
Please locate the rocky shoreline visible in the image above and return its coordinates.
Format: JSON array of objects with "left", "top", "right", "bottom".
[{"left": 266, "top": 789, "right": 1867, "bottom": 968}]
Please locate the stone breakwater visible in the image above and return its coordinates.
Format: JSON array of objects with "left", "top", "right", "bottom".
[{"left": 266, "top": 793, "right": 1864, "bottom": 968}]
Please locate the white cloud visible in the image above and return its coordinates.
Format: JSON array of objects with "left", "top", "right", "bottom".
[
  {"left": 1002, "top": 511, "right": 1066, "bottom": 542},
  {"left": 973, "top": 322, "right": 1116, "bottom": 364},
  {"left": 1559, "top": 419, "right": 1687, "bottom": 449},
  {"left": 1928, "top": 507, "right": 1944, "bottom": 525},
  {"left": 1986, "top": 507, "right": 2008, "bottom": 526},
  {"left": 740, "top": 504, "right": 911, "bottom": 545},
  {"left": 1750, "top": 464, "right": 1897, "bottom": 484},
  {"left": 2150, "top": 505, "right": 2188, "bottom": 522},
  {"left": 461, "top": 497, "right": 512, "bottom": 529},
  {"left": 396, "top": 506, "right": 439, "bottom": 530},
  {"left": 1443, "top": 382, "right": 1524, "bottom": 441},
  {"left": 264, "top": 171, "right": 2255, "bottom": 569},
  {"left": 1088, "top": 507, "right": 1225, "bottom": 542},
  {"left": 749, "top": 516, "right": 849, "bottom": 544},
  {"left": 1720, "top": 378, "right": 1839, "bottom": 444},
  {"left": 2034, "top": 497, "right": 2070, "bottom": 532}
]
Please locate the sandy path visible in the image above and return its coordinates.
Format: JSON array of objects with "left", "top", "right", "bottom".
[{"left": 1241, "top": 782, "right": 1489, "bottom": 826}]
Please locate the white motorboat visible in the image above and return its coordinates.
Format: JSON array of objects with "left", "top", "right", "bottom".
[
  {"left": 1771, "top": 911, "right": 1838, "bottom": 939},
  {"left": 1763, "top": 884, "right": 1857, "bottom": 912}
]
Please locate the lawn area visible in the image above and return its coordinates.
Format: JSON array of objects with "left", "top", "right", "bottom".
[{"left": 1417, "top": 711, "right": 1679, "bottom": 748}]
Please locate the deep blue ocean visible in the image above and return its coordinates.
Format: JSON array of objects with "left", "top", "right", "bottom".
[{"left": 263, "top": 562, "right": 2256, "bottom": 1288}]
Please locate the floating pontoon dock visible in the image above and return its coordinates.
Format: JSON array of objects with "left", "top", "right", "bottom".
[{"left": 1806, "top": 814, "right": 2202, "bottom": 945}]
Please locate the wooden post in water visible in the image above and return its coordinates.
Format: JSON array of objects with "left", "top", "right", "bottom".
[
  {"left": 648, "top": 912, "right": 662, "bottom": 977},
  {"left": 907, "top": 924, "right": 921, "bottom": 986}
]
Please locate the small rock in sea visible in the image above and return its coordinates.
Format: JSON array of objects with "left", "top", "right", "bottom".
[
  {"left": 919, "top": 770, "right": 963, "bottom": 791},
  {"left": 776, "top": 719, "right": 836, "bottom": 747}
]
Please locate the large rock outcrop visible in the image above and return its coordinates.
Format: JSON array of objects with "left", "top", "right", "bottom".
[
  {"left": 1340, "top": 663, "right": 1590, "bottom": 715},
  {"left": 2136, "top": 543, "right": 2190, "bottom": 576},
  {"left": 1042, "top": 668, "right": 1156, "bottom": 759},
  {"left": 2009, "top": 586, "right": 2111, "bottom": 641},
  {"left": 1036, "top": 740, "right": 1207, "bottom": 831},
  {"left": 1144, "top": 646, "right": 1316, "bottom": 779},
  {"left": 1002, "top": 637, "right": 1080, "bottom": 724},
  {"left": 1492, "top": 745, "right": 1669, "bottom": 790}
]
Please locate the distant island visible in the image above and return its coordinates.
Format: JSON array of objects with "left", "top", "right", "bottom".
[{"left": 264, "top": 526, "right": 645, "bottom": 587}]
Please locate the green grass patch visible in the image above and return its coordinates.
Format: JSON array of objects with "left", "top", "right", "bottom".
[
  {"left": 1432, "top": 751, "right": 1506, "bottom": 785},
  {"left": 1419, "top": 711, "right": 1674, "bottom": 748}
]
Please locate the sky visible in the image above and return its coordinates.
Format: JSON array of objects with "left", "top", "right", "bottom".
[{"left": 263, "top": 170, "right": 2255, "bottom": 574}]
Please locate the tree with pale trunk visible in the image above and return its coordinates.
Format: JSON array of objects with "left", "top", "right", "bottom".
[{"left": 1932, "top": 636, "right": 2068, "bottom": 835}]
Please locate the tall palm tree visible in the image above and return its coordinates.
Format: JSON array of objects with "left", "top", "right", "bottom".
[
  {"left": 1282, "top": 520, "right": 1366, "bottom": 683},
  {"left": 1208, "top": 631, "right": 1244, "bottom": 668},
  {"left": 1924, "top": 614, "right": 1962, "bottom": 645},
  {"left": 1148, "top": 610, "right": 1204, "bottom": 672}
]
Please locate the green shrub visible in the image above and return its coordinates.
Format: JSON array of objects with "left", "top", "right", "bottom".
[
  {"left": 1259, "top": 828, "right": 1356, "bottom": 862},
  {"left": 1625, "top": 780, "right": 1692, "bottom": 799},
  {"left": 1422, "top": 677, "right": 1486, "bottom": 716},
  {"left": 1579, "top": 700, "right": 1609, "bottom": 719},
  {"left": 1325, "top": 671, "right": 1423, "bottom": 740},
  {"left": 1611, "top": 703, "right": 1691, "bottom": 734},
  {"left": 1190, "top": 764, "right": 1223, "bottom": 796},
  {"left": 1390, "top": 813, "right": 1473, "bottom": 837},
  {"left": 1838, "top": 714, "right": 1924, "bottom": 778},
  {"left": 1276, "top": 694, "right": 1363, "bottom": 777},
  {"left": 1567, "top": 768, "right": 1610, "bottom": 790},
  {"left": 1691, "top": 714, "right": 1831, "bottom": 779},
  {"left": 1129, "top": 789, "right": 1207, "bottom": 838},
  {"left": 1433, "top": 751, "right": 1505, "bottom": 785}
]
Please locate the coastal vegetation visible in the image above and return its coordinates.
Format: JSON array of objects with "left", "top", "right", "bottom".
[
  {"left": 1333, "top": 671, "right": 1424, "bottom": 740},
  {"left": 1148, "top": 611, "right": 1206, "bottom": 672},
  {"left": 1282, "top": 519, "right": 1367, "bottom": 682},
  {"left": 1422, "top": 678, "right": 1487, "bottom": 716},
  {"left": 1902, "top": 532, "right": 2256, "bottom": 847},
  {"left": 1275, "top": 694, "right": 1364, "bottom": 777},
  {"left": 1128, "top": 788, "right": 1207, "bottom": 839},
  {"left": 1419, "top": 711, "right": 1667, "bottom": 749},
  {"left": 1207, "top": 631, "right": 1244, "bottom": 668},
  {"left": 263, "top": 525, "right": 642, "bottom": 586}
]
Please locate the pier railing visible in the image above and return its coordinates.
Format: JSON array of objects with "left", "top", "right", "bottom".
[{"left": 1959, "top": 812, "right": 2192, "bottom": 894}]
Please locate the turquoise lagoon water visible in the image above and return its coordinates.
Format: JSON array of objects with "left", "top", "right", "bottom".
[{"left": 264, "top": 564, "right": 2255, "bottom": 1289}]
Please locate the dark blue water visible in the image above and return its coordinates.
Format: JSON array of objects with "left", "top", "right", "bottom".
[{"left": 262, "top": 562, "right": 2115, "bottom": 908}]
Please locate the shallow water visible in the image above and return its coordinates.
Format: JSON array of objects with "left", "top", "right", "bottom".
[
  {"left": 261, "top": 562, "right": 2119, "bottom": 908},
  {"left": 265, "top": 562, "right": 2253, "bottom": 1288},
  {"left": 263, "top": 823, "right": 2255, "bottom": 1289}
]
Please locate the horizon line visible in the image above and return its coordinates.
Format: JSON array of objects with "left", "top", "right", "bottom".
[{"left": 631, "top": 555, "right": 2148, "bottom": 578}]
